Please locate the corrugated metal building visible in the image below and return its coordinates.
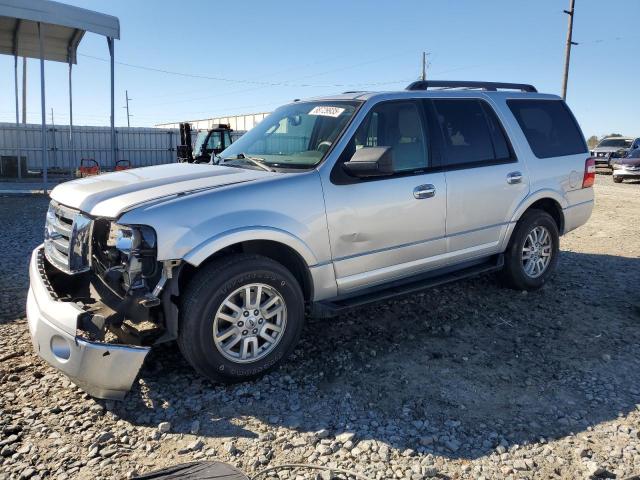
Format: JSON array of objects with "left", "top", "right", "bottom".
[
  {"left": 0, "top": 122, "right": 179, "bottom": 175},
  {"left": 155, "top": 112, "right": 271, "bottom": 132}
]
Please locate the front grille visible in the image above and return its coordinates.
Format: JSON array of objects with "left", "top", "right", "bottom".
[{"left": 44, "top": 200, "right": 92, "bottom": 274}]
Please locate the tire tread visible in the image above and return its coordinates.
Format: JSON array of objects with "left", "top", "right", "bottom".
[
  {"left": 177, "top": 254, "right": 303, "bottom": 383},
  {"left": 500, "top": 209, "right": 559, "bottom": 291}
]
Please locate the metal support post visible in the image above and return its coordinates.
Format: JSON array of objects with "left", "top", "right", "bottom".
[{"left": 38, "top": 22, "right": 48, "bottom": 192}]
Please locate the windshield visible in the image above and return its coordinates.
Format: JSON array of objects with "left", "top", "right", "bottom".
[
  {"left": 626, "top": 149, "right": 640, "bottom": 159},
  {"left": 598, "top": 138, "right": 632, "bottom": 148},
  {"left": 192, "top": 131, "right": 208, "bottom": 155},
  {"left": 219, "top": 101, "right": 360, "bottom": 168},
  {"left": 192, "top": 131, "right": 224, "bottom": 155}
]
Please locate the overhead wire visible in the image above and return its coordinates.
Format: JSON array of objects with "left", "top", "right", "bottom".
[{"left": 77, "top": 53, "right": 413, "bottom": 89}]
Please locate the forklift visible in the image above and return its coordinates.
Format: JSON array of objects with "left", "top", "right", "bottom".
[{"left": 177, "top": 123, "right": 234, "bottom": 163}]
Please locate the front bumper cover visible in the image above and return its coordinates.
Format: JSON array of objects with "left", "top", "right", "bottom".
[
  {"left": 26, "top": 246, "right": 150, "bottom": 400},
  {"left": 612, "top": 168, "right": 640, "bottom": 178}
]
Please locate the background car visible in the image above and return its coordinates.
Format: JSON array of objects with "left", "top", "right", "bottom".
[
  {"left": 612, "top": 148, "right": 640, "bottom": 183},
  {"left": 590, "top": 136, "right": 635, "bottom": 169}
]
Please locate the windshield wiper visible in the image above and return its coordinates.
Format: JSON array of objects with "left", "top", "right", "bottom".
[{"left": 221, "top": 153, "right": 273, "bottom": 172}]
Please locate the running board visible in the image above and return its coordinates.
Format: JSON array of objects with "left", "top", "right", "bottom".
[{"left": 311, "top": 254, "right": 504, "bottom": 318}]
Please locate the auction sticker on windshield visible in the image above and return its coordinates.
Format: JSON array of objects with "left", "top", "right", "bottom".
[{"left": 309, "top": 106, "right": 345, "bottom": 117}]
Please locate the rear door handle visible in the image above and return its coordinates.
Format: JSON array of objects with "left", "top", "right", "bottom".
[
  {"left": 507, "top": 171, "right": 523, "bottom": 184},
  {"left": 413, "top": 184, "right": 436, "bottom": 199}
]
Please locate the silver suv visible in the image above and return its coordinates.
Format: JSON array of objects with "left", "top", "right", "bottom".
[{"left": 27, "top": 81, "right": 595, "bottom": 399}]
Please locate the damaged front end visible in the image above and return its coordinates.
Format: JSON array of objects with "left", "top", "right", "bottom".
[
  {"left": 27, "top": 202, "right": 182, "bottom": 400},
  {"left": 82, "top": 219, "right": 181, "bottom": 346}
]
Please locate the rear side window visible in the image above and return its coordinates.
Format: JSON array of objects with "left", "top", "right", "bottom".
[
  {"left": 507, "top": 99, "right": 587, "bottom": 158},
  {"left": 432, "top": 99, "right": 514, "bottom": 168}
]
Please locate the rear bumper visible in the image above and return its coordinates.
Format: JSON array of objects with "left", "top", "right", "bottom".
[
  {"left": 26, "top": 247, "right": 150, "bottom": 400},
  {"left": 563, "top": 200, "right": 594, "bottom": 235}
]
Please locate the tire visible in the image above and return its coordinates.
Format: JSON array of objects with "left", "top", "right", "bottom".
[
  {"left": 613, "top": 176, "right": 623, "bottom": 183},
  {"left": 500, "top": 209, "right": 560, "bottom": 291},
  {"left": 178, "top": 254, "right": 305, "bottom": 383}
]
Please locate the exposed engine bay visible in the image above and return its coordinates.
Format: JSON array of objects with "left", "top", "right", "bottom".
[{"left": 43, "top": 217, "right": 181, "bottom": 348}]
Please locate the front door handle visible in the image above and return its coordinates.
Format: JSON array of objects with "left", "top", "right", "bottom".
[
  {"left": 413, "top": 184, "right": 436, "bottom": 199},
  {"left": 507, "top": 171, "right": 523, "bottom": 184}
]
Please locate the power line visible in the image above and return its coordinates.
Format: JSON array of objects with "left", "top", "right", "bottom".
[
  {"left": 137, "top": 78, "right": 414, "bottom": 109},
  {"left": 77, "top": 53, "right": 413, "bottom": 89},
  {"left": 128, "top": 50, "right": 418, "bottom": 107},
  {"left": 131, "top": 52, "right": 365, "bottom": 101}
]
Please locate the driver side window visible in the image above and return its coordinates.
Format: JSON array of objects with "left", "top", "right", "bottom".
[{"left": 352, "top": 101, "right": 428, "bottom": 172}]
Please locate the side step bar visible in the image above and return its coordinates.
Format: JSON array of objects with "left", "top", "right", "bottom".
[{"left": 311, "top": 254, "right": 504, "bottom": 318}]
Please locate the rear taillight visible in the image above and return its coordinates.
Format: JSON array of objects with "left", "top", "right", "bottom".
[{"left": 582, "top": 158, "right": 596, "bottom": 188}]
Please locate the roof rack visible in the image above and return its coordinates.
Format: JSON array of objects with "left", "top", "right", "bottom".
[{"left": 406, "top": 80, "right": 537, "bottom": 93}]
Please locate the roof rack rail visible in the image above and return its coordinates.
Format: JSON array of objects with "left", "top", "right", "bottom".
[{"left": 406, "top": 80, "right": 537, "bottom": 93}]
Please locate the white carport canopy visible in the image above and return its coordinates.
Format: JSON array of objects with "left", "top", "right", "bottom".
[{"left": 0, "top": 0, "right": 120, "bottom": 189}]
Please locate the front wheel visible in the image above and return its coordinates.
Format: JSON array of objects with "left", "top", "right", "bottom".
[
  {"left": 500, "top": 210, "right": 560, "bottom": 290},
  {"left": 178, "top": 254, "right": 305, "bottom": 383},
  {"left": 613, "top": 176, "right": 623, "bottom": 183}
]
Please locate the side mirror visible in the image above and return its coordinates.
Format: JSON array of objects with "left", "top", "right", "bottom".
[{"left": 342, "top": 147, "right": 395, "bottom": 177}]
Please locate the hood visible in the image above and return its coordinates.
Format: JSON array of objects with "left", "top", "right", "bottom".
[
  {"left": 50, "top": 163, "right": 274, "bottom": 218},
  {"left": 615, "top": 156, "right": 640, "bottom": 167},
  {"left": 592, "top": 146, "right": 629, "bottom": 153}
]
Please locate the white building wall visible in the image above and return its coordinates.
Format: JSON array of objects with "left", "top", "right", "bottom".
[{"left": 156, "top": 112, "right": 271, "bottom": 132}]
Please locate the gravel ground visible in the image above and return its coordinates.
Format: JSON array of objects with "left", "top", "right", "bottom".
[{"left": 1, "top": 176, "right": 639, "bottom": 480}]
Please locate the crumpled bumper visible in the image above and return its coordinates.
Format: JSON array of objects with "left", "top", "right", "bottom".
[{"left": 26, "top": 246, "right": 150, "bottom": 400}]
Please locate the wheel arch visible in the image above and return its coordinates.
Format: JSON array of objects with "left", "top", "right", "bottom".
[
  {"left": 180, "top": 234, "right": 315, "bottom": 303},
  {"left": 511, "top": 191, "right": 566, "bottom": 234},
  {"left": 500, "top": 192, "right": 566, "bottom": 252}
]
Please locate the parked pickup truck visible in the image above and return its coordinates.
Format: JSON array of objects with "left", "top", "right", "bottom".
[
  {"left": 27, "top": 81, "right": 594, "bottom": 400},
  {"left": 590, "top": 136, "right": 635, "bottom": 169}
]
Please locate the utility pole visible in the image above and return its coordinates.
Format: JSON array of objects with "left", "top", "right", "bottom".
[
  {"left": 561, "top": 0, "right": 578, "bottom": 100},
  {"left": 123, "top": 90, "right": 132, "bottom": 127},
  {"left": 50, "top": 108, "right": 54, "bottom": 125},
  {"left": 21, "top": 57, "right": 26, "bottom": 124},
  {"left": 421, "top": 52, "right": 430, "bottom": 81}
]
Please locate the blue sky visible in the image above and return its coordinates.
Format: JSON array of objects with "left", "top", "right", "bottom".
[{"left": 1, "top": 0, "right": 638, "bottom": 138}]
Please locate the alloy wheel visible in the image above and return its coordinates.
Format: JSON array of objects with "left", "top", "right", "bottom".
[
  {"left": 212, "top": 283, "right": 287, "bottom": 363},
  {"left": 521, "top": 225, "right": 553, "bottom": 278}
]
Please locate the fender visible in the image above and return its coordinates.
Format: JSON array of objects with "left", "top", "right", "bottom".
[
  {"left": 509, "top": 188, "right": 568, "bottom": 222},
  {"left": 182, "top": 226, "right": 319, "bottom": 267},
  {"left": 498, "top": 188, "right": 567, "bottom": 250}
]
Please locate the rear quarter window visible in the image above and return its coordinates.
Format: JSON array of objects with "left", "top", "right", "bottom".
[
  {"left": 507, "top": 99, "right": 587, "bottom": 158},
  {"left": 432, "top": 99, "right": 514, "bottom": 168}
]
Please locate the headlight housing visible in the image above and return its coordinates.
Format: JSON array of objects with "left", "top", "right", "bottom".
[{"left": 104, "top": 223, "right": 157, "bottom": 292}]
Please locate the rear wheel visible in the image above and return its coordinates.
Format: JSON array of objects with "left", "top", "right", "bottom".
[
  {"left": 613, "top": 175, "right": 623, "bottom": 183},
  {"left": 501, "top": 210, "right": 560, "bottom": 290},
  {"left": 178, "top": 254, "right": 305, "bottom": 383}
]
